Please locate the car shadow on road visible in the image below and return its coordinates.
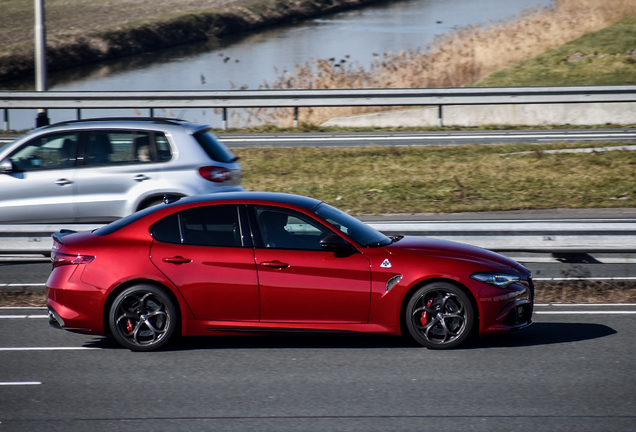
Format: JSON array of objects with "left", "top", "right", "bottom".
[
  {"left": 463, "top": 322, "right": 617, "bottom": 349},
  {"left": 82, "top": 322, "right": 616, "bottom": 351}
]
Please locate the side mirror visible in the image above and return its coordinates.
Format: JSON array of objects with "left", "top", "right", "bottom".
[
  {"left": 320, "top": 234, "right": 353, "bottom": 252},
  {"left": 0, "top": 159, "right": 13, "bottom": 174}
]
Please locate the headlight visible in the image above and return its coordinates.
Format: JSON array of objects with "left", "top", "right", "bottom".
[{"left": 471, "top": 272, "right": 520, "bottom": 289}]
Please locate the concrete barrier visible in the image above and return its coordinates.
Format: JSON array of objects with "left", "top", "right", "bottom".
[{"left": 321, "top": 102, "right": 636, "bottom": 127}]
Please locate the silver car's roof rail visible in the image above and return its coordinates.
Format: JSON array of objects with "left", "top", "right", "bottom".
[{"left": 49, "top": 117, "right": 187, "bottom": 127}]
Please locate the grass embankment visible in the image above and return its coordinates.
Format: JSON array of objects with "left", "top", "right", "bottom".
[
  {"left": 0, "top": 0, "right": 389, "bottom": 82},
  {"left": 255, "top": 0, "right": 636, "bottom": 125},
  {"left": 476, "top": 14, "right": 636, "bottom": 86},
  {"left": 235, "top": 142, "right": 636, "bottom": 214}
]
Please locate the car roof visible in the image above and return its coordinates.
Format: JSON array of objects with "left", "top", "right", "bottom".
[
  {"left": 38, "top": 117, "right": 208, "bottom": 133},
  {"left": 167, "top": 191, "right": 323, "bottom": 210}
]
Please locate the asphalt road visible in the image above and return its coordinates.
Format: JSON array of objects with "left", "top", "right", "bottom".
[
  {"left": 3, "top": 128, "right": 636, "bottom": 149},
  {"left": 215, "top": 128, "right": 636, "bottom": 148},
  {"left": 0, "top": 305, "right": 635, "bottom": 431}
]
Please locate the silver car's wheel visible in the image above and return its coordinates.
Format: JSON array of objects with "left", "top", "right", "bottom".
[
  {"left": 405, "top": 282, "right": 474, "bottom": 349},
  {"left": 109, "top": 285, "right": 177, "bottom": 351}
]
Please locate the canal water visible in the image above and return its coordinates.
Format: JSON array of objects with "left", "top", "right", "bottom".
[{"left": 3, "top": 0, "right": 554, "bottom": 130}]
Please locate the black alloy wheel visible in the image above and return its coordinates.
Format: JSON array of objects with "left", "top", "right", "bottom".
[
  {"left": 109, "top": 284, "right": 177, "bottom": 351},
  {"left": 405, "top": 282, "right": 474, "bottom": 349}
]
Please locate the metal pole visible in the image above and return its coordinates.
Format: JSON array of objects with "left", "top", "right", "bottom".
[
  {"left": 3, "top": 109, "right": 8, "bottom": 131},
  {"left": 34, "top": 0, "right": 49, "bottom": 127},
  {"left": 150, "top": 108, "right": 154, "bottom": 117}
]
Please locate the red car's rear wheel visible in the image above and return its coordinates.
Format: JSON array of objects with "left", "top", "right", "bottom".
[{"left": 109, "top": 284, "right": 177, "bottom": 351}]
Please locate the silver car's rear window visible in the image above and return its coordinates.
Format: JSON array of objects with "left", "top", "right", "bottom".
[{"left": 193, "top": 130, "right": 238, "bottom": 164}]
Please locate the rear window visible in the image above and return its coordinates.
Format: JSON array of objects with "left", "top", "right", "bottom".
[
  {"left": 193, "top": 130, "right": 238, "bottom": 163},
  {"left": 94, "top": 205, "right": 160, "bottom": 236}
]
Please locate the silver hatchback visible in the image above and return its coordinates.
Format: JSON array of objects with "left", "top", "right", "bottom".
[{"left": 0, "top": 118, "right": 243, "bottom": 223}]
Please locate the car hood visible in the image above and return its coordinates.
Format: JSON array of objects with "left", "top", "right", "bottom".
[{"left": 382, "top": 236, "right": 522, "bottom": 270}]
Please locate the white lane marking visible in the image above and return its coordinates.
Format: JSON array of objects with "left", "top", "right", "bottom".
[
  {"left": 534, "top": 277, "right": 636, "bottom": 281},
  {"left": 0, "top": 315, "right": 48, "bottom": 319},
  {"left": 0, "top": 307, "right": 47, "bottom": 310},
  {"left": 536, "top": 311, "right": 636, "bottom": 314},
  {"left": 0, "top": 382, "right": 42, "bottom": 386},
  {"left": 535, "top": 303, "right": 636, "bottom": 307},
  {"left": 508, "top": 257, "right": 636, "bottom": 264},
  {"left": 0, "top": 347, "right": 99, "bottom": 351},
  {"left": 0, "top": 283, "right": 46, "bottom": 287},
  {"left": 221, "top": 132, "right": 636, "bottom": 143}
]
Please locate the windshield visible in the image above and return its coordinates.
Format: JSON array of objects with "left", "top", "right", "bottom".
[{"left": 312, "top": 202, "right": 391, "bottom": 247}]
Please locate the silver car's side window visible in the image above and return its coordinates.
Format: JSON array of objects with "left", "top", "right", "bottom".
[
  {"left": 83, "top": 131, "right": 171, "bottom": 166},
  {"left": 155, "top": 134, "right": 172, "bottom": 161},
  {"left": 83, "top": 131, "right": 150, "bottom": 165},
  {"left": 9, "top": 132, "right": 78, "bottom": 171}
]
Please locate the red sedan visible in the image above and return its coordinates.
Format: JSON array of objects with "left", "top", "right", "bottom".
[{"left": 46, "top": 192, "right": 533, "bottom": 351}]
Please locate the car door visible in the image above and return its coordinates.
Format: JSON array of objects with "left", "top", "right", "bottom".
[
  {"left": 250, "top": 206, "right": 372, "bottom": 324},
  {"left": 149, "top": 205, "right": 259, "bottom": 321},
  {"left": 0, "top": 131, "right": 79, "bottom": 223},
  {"left": 74, "top": 130, "right": 164, "bottom": 222}
]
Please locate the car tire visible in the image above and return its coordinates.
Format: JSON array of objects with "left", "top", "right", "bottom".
[
  {"left": 109, "top": 284, "right": 177, "bottom": 351},
  {"left": 405, "top": 282, "right": 474, "bottom": 349}
]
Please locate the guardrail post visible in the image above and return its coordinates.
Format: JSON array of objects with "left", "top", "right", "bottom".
[
  {"left": 3, "top": 109, "right": 8, "bottom": 131},
  {"left": 222, "top": 108, "right": 228, "bottom": 130},
  {"left": 76, "top": 108, "right": 81, "bottom": 120},
  {"left": 149, "top": 108, "right": 154, "bottom": 118},
  {"left": 294, "top": 107, "right": 299, "bottom": 128},
  {"left": 438, "top": 105, "right": 443, "bottom": 127}
]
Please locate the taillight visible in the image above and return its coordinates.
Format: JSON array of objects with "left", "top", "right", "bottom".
[
  {"left": 51, "top": 252, "right": 95, "bottom": 268},
  {"left": 198, "top": 166, "right": 231, "bottom": 183}
]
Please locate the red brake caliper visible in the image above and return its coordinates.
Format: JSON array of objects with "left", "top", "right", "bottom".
[
  {"left": 126, "top": 319, "right": 134, "bottom": 334},
  {"left": 420, "top": 299, "right": 434, "bottom": 326}
]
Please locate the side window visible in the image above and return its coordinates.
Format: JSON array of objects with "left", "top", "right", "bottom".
[
  {"left": 9, "top": 132, "right": 78, "bottom": 171},
  {"left": 156, "top": 134, "right": 172, "bottom": 161},
  {"left": 254, "top": 207, "right": 331, "bottom": 250},
  {"left": 84, "top": 131, "right": 152, "bottom": 166},
  {"left": 151, "top": 206, "right": 242, "bottom": 247}
]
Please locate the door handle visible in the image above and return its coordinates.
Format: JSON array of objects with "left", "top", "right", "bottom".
[
  {"left": 162, "top": 256, "right": 191, "bottom": 264},
  {"left": 134, "top": 174, "right": 150, "bottom": 182},
  {"left": 55, "top": 178, "right": 73, "bottom": 186},
  {"left": 260, "top": 260, "right": 289, "bottom": 269}
]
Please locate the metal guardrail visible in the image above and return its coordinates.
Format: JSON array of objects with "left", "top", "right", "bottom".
[
  {"left": 3, "top": 86, "right": 636, "bottom": 108},
  {"left": 3, "top": 85, "right": 636, "bottom": 129},
  {"left": 2, "top": 221, "right": 636, "bottom": 254}
]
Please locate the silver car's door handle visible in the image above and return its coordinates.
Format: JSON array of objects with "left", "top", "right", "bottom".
[
  {"left": 55, "top": 178, "right": 73, "bottom": 186},
  {"left": 133, "top": 174, "right": 150, "bottom": 182}
]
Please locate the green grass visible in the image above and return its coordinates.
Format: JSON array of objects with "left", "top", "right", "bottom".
[
  {"left": 475, "top": 14, "right": 636, "bottom": 87},
  {"left": 235, "top": 142, "right": 636, "bottom": 215}
]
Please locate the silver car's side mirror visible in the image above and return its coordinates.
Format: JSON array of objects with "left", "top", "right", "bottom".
[{"left": 0, "top": 159, "right": 13, "bottom": 173}]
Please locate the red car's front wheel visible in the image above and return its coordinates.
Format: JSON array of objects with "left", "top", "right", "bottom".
[{"left": 405, "top": 282, "right": 474, "bottom": 349}]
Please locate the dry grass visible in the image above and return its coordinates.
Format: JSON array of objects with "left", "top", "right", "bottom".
[
  {"left": 256, "top": 0, "right": 636, "bottom": 125},
  {"left": 3, "top": 282, "right": 635, "bottom": 307},
  {"left": 535, "top": 281, "right": 636, "bottom": 303},
  {"left": 0, "top": 0, "right": 249, "bottom": 50},
  {"left": 0, "top": 290, "right": 46, "bottom": 307}
]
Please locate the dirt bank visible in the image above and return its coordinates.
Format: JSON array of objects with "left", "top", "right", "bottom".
[{"left": 0, "top": 0, "right": 391, "bottom": 83}]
